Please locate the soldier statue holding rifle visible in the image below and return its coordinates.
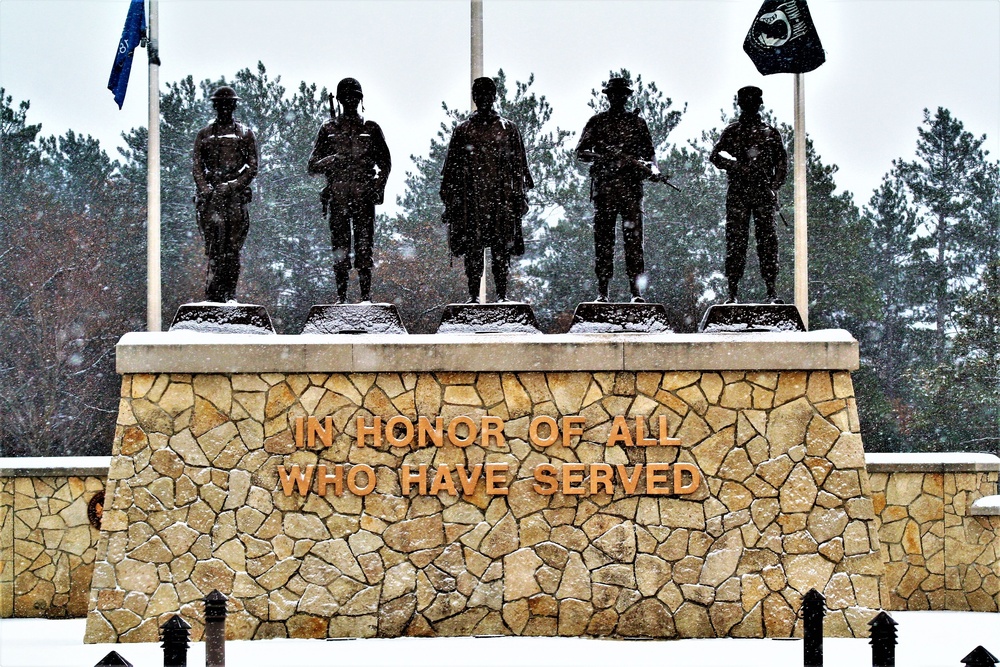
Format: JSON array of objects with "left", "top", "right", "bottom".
[
  {"left": 308, "top": 77, "right": 391, "bottom": 303},
  {"left": 577, "top": 77, "right": 674, "bottom": 303},
  {"left": 192, "top": 86, "right": 259, "bottom": 303},
  {"left": 710, "top": 85, "right": 788, "bottom": 304}
]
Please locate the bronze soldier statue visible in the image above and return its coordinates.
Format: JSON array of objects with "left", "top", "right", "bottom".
[
  {"left": 441, "top": 77, "right": 534, "bottom": 303},
  {"left": 192, "top": 86, "right": 259, "bottom": 302},
  {"left": 710, "top": 86, "right": 788, "bottom": 304},
  {"left": 577, "top": 77, "right": 656, "bottom": 303},
  {"left": 308, "top": 78, "right": 391, "bottom": 303}
]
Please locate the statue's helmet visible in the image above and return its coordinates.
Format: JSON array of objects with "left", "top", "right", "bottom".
[
  {"left": 336, "top": 78, "right": 363, "bottom": 101},
  {"left": 602, "top": 78, "right": 634, "bottom": 96},
  {"left": 737, "top": 86, "right": 763, "bottom": 107},
  {"left": 210, "top": 86, "right": 240, "bottom": 102}
]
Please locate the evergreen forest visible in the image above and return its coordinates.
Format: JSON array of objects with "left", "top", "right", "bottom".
[{"left": 1, "top": 64, "right": 997, "bottom": 458}]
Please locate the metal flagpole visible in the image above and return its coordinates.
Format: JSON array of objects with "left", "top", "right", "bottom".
[
  {"left": 471, "top": 0, "right": 487, "bottom": 304},
  {"left": 793, "top": 72, "right": 808, "bottom": 329},
  {"left": 146, "top": 0, "right": 161, "bottom": 331}
]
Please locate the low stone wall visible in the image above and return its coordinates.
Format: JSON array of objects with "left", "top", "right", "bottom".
[
  {"left": 868, "top": 454, "right": 1000, "bottom": 612},
  {"left": 84, "top": 331, "right": 890, "bottom": 642},
  {"left": 0, "top": 458, "right": 109, "bottom": 619}
]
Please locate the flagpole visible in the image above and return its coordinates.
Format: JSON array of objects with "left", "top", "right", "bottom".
[
  {"left": 146, "top": 0, "right": 161, "bottom": 331},
  {"left": 793, "top": 72, "right": 808, "bottom": 329},
  {"left": 471, "top": 0, "right": 487, "bottom": 304}
]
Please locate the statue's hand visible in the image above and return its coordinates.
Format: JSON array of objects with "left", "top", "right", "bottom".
[
  {"left": 216, "top": 181, "right": 234, "bottom": 196},
  {"left": 197, "top": 185, "right": 213, "bottom": 199}
]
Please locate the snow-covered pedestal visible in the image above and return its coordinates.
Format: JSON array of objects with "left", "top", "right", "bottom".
[{"left": 85, "top": 329, "right": 887, "bottom": 643}]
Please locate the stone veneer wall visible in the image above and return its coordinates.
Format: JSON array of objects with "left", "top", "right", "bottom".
[
  {"left": 868, "top": 454, "right": 1000, "bottom": 612},
  {"left": 0, "top": 459, "right": 109, "bottom": 619},
  {"left": 85, "top": 360, "right": 887, "bottom": 643}
]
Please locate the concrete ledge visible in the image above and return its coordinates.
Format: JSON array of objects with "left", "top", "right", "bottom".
[
  {"left": 0, "top": 456, "right": 111, "bottom": 477},
  {"left": 970, "top": 495, "right": 1000, "bottom": 516},
  {"left": 865, "top": 452, "right": 1000, "bottom": 473},
  {"left": 116, "top": 329, "right": 859, "bottom": 374}
]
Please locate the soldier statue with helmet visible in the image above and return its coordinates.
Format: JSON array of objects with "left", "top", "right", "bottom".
[
  {"left": 308, "top": 77, "right": 391, "bottom": 303},
  {"left": 710, "top": 85, "right": 788, "bottom": 304},
  {"left": 192, "top": 85, "right": 259, "bottom": 302}
]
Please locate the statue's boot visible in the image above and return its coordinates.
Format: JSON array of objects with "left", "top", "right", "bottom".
[
  {"left": 335, "top": 267, "right": 349, "bottom": 304},
  {"left": 596, "top": 278, "right": 610, "bottom": 303},
  {"left": 766, "top": 282, "right": 782, "bottom": 304},
  {"left": 726, "top": 279, "right": 739, "bottom": 304},
  {"left": 493, "top": 259, "right": 509, "bottom": 303},
  {"left": 359, "top": 269, "right": 372, "bottom": 302}
]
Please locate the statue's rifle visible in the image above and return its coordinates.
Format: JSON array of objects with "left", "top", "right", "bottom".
[{"left": 579, "top": 148, "right": 681, "bottom": 192}]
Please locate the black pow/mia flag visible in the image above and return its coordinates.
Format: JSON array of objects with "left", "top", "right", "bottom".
[{"left": 743, "top": 0, "right": 826, "bottom": 75}]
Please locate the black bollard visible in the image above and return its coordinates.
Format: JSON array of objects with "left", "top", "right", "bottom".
[
  {"left": 802, "top": 588, "right": 826, "bottom": 667},
  {"left": 204, "top": 589, "right": 228, "bottom": 667},
  {"left": 94, "top": 651, "right": 134, "bottom": 667},
  {"left": 869, "top": 611, "right": 898, "bottom": 667},
  {"left": 962, "top": 646, "right": 1000, "bottom": 667},
  {"left": 161, "top": 614, "right": 191, "bottom": 667}
]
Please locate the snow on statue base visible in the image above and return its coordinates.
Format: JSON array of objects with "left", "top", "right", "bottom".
[
  {"left": 436, "top": 302, "right": 543, "bottom": 334},
  {"left": 568, "top": 302, "right": 673, "bottom": 334},
  {"left": 301, "top": 304, "right": 408, "bottom": 335},
  {"left": 169, "top": 302, "right": 275, "bottom": 335},
  {"left": 85, "top": 330, "right": 886, "bottom": 643},
  {"left": 699, "top": 303, "right": 806, "bottom": 333}
]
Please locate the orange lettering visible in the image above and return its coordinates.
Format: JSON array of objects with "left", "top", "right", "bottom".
[
  {"left": 646, "top": 463, "right": 671, "bottom": 495},
  {"left": 485, "top": 464, "right": 509, "bottom": 495},
  {"left": 533, "top": 464, "right": 558, "bottom": 495},
  {"left": 430, "top": 465, "right": 458, "bottom": 496},
  {"left": 278, "top": 464, "right": 314, "bottom": 496},
  {"left": 481, "top": 416, "right": 505, "bottom": 448},
  {"left": 606, "top": 416, "right": 634, "bottom": 447},
  {"left": 562, "top": 463, "right": 586, "bottom": 495},
  {"left": 673, "top": 463, "right": 701, "bottom": 494},
  {"left": 455, "top": 464, "right": 483, "bottom": 495},
  {"left": 417, "top": 416, "right": 444, "bottom": 448},
  {"left": 529, "top": 416, "right": 559, "bottom": 447},
  {"left": 448, "top": 416, "right": 478, "bottom": 447},
  {"left": 316, "top": 464, "right": 343, "bottom": 496},
  {"left": 616, "top": 464, "right": 643, "bottom": 495},
  {"left": 357, "top": 416, "right": 382, "bottom": 447},
  {"left": 562, "top": 416, "right": 585, "bottom": 448},
  {"left": 401, "top": 464, "right": 428, "bottom": 495},
  {"left": 308, "top": 416, "right": 334, "bottom": 449},
  {"left": 385, "top": 416, "right": 414, "bottom": 448},
  {"left": 589, "top": 463, "right": 614, "bottom": 494}
]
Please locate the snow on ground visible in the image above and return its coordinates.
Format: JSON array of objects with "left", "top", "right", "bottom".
[{"left": 0, "top": 611, "right": 996, "bottom": 667}]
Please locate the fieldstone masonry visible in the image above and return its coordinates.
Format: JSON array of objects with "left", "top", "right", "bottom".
[
  {"left": 868, "top": 455, "right": 1000, "bottom": 612},
  {"left": 81, "top": 331, "right": 889, "bottom": 643},
  {"left": 0, "top": 460, "right": 107, "bottom": 619}
]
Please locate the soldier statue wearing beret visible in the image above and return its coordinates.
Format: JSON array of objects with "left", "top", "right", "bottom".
[
  {"left": 710, "top": 86, "right": 788, "bottom": 304},
  {"left": 308, "top": 77, "right": 391, "bottom": 303},
  {"left": 192, "top": 86, "right": 259, "bottom": 302}
]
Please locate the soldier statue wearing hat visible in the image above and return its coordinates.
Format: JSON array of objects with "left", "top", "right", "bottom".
[
  {"left": 192, "top": 86, "right": 259, "bottom": 302},
  {"left": 441, "top": 77, "right": 534, "bottom": 303},
  {"left": 308, "top": 78, "right": 391, "bottom": 303},
  {"left": 576, "top": 77, "right": 656, "bottom": 302},
  {"left": 710, "top": 86, "right": 788, "bottom": 303}
]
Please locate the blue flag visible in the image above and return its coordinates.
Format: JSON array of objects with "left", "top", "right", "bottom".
[{"left": 108, "top": 0, "right": 146, "bottom": 109}]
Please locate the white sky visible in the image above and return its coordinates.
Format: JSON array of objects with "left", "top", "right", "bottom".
[{"left": 1, "top": 0, "right": 998, "bottom": 214}]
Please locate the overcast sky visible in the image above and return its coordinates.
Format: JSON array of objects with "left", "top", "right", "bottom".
[{"left": 1, "top": 0, "right": 998, "bottom": 214}]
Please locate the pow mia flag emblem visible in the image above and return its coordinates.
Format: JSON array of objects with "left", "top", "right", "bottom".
[{"left": 744, "top": 0, "right": 826, "bottom": 75}]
